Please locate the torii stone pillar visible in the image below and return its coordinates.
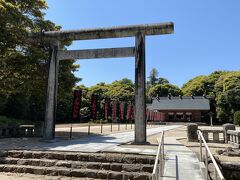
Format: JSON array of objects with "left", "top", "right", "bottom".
[
  {"left": 135, "top": 32, "right": 146, "bottom": 143},
  {"left": 43, "top": 43, "right": 59, "bottom": 140}
]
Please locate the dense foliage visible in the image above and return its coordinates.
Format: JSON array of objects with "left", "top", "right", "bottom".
[
  {"left": 146, "top": 68, "right": 182, "bottom": 100},
  {"left": 0, "top": 1, "right": 79, "bottom": 122},
  {"left": 215, "top": 72, "right": 240, "bottom": 122},
  {"left": 148, "top": 84, "right": 182, "bottom": 98},
  {"left": 234, "top": 111, "right": 240, "bottom": 126},
  {"left": 182, "top": 71, "right": 240, "bottom": 122},
  {"left": 74, "top": 78, "right": 135, "bottom": 120}
]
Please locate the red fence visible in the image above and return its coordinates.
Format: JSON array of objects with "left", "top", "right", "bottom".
[{"left": 147, "top": 110, "right": 165, "bottom": 122}]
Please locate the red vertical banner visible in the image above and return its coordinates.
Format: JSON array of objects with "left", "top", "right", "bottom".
[
  {"left": 72, "top": 90, "right": 82, "bottom": 120},
  {"left": 131, "top": 105, "right": 135, "bottom": 121},
  {"left": 104, "top": 97, "right": 110, "bottom": 120},
  {"left": 127, "top": 103, "right": 132, "bottom": 121},
  {"left": 91, "top": 94, "right": 98, "bottom": 120},
  {"left": 120, "top": 102, "right": 125, "bottom": 121},
  {"left": 112, "top": 100, "right": 117, "bottom": 122}
]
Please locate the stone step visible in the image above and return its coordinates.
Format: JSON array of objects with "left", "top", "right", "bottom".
[
  {"left": 0, "top": 157, "right": 153, "bottom": 173},
  {"left": 3, "top": 150, "right": 155, "bottom": 165},
  {"left": 0, "top": 164, "right": 152, "bottom": 180}
]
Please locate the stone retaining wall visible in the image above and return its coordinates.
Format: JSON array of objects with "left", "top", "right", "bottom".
[{"left": 218, "top": 160, "right": 240, "bottom": 180}]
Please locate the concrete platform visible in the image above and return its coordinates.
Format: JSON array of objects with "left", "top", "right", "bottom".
[{"left": 163, "top": 137, "right": 205, "bottom": 180}]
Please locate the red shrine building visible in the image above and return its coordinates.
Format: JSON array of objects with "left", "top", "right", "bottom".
[{"left": 147, "top": 96, "right": 210, "bottom": 122}]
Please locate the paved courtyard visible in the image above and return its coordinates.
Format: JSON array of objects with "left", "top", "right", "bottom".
[
  {"left": 0, "top": 124, "right": 179, "bottom": 152},
  {"left": 0, "top": 124, "right": 208, "bottom": 179}
]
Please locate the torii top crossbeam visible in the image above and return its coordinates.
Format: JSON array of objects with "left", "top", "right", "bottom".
[{"left": 30, "top": 22, "right": 174, "bottom": 41}]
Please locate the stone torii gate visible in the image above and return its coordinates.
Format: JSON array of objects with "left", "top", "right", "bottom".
[{"left": 31, "top": 22, "right": 174, "bottom": 143}]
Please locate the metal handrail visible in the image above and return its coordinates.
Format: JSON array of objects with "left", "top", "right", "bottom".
[
  {"left": 152, "top": 131, "right": 165, "bottom": 180},
  {"left": 197, "top": 130, "right": 225, "bottom": 180}
]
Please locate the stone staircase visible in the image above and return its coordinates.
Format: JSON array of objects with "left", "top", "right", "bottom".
[{"left": 0, "top": 150, "right": 155, "bottom": 179}]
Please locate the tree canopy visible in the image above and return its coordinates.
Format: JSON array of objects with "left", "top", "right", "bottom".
[
  {"left": 0, "top": 1, "right": 80, "bottom": 122},
  {"left": 147, "top": 68, "right": 158, "bottom": 86},
  {"left": 215, "top": 71, "right": 240, "bottom": 121},
  {"left": 181, "top": 75, "right": 208, "bottom": 96},
  {"left": 148, "top": 83, "right": 182, "bottom": 98},
  {"left": 182, "top": 71, "right": 240, "bottom": 122},
  {"left": 146, "top": 68, "right": 181, "bottom": 100}
]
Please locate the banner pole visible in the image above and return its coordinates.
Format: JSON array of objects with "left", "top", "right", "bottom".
[
  {"left": 70, "top": 123, "right": 72, "bottom": 139},
  {"left": 88, "top": 121, "right": 91, "bottom": 135}
]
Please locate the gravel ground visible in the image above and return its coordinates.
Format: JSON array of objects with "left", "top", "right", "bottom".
[{"left": 0, "top": 123, "right": 160, "bottom": 150}]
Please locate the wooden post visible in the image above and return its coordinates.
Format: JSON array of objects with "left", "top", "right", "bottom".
[
  {"left": 88, "top": 122, "right": 91, "bottom": 135},
  {"left": 70, "top": 124, "right": 73, "bottom": 139},
  {"left": 43, "top": 42, "right": 59, "bottom": 140},
  {"left": 134, "top": 32, "right": 146, "bottom": 143},
  {"left": 100, "top": 120, "right": 103, "bottom": 133}
]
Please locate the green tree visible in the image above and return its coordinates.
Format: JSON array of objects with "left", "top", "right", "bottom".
[
  {"left": 88, "top": 83, "right": 109, "bottom": 97},
  {"left": 234, "top": 111, "right": 240, "bottom": 125},
  {"left": 146, "top": 68, "right": 169, "bottom": 94},
  {"left": 148, "top": 83, "right": 182, "bottom": 98},
  {"left": 182, "top": 75, "right": 208, "bottom": 96},
  {"left": 147, "top": 68, "right": 159, "bottom": 86},
  {"left": 182, "top": 71, "right": 226, "bottom": 97},
  {"left": 106, "top": 78, "right": 134, "bottom": 101},
  {"left": 215, "top": 72, "right": 240, "bottom": 122},
  {"left": 204, "top": 71, "right": 225, "bottom": 96},
  {"left": 0, "top": 1, "right": 80, "bottom": 122},
  {"left": 157, "top": 77, "right": 169, "bottom": 85},
  {"left": 182, "top": 71, "right": 240, "bottom": 122},
  {"left": 75, "top": 79, "right": 134, "bottom": 120},
  {"left": 0, "top": 0, "right": 48, "bottom": 55}
]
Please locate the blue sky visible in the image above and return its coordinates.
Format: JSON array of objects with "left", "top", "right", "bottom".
[{"left": 45, "top": 0, "right": 240, "bottom": 88}]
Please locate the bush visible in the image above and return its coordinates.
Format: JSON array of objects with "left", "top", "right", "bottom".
[
  {"left": 0, "top": 116, "right": 29, "bottom": 126},
  {"left": 234, "top": 111, "right": 240, "bottom": 125}
]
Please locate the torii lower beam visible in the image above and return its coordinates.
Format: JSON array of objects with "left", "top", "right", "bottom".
[
  {"left": 57, "top": 47, "right": 135, "bottom": 60},
  {"left": 38, "top": 23, "right": 174, "bottom": 143}
]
